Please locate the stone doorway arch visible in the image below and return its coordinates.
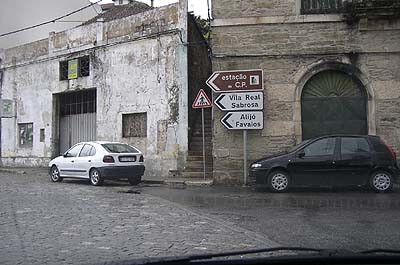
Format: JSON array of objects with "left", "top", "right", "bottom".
[{"left": 294, "top": 62, "right": 376, "bottom": 142}]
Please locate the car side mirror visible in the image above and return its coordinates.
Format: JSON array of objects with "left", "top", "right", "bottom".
[
  {"left": 298, "top": 150, "right": 305, "bottom": 158},
  {"left": 63, "top": 152, "right": 71, "bottom": 158}
]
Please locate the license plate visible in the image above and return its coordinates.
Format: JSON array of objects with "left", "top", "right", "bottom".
[{"left": 119, "top": 156, "right": 136, "bottom": 162}]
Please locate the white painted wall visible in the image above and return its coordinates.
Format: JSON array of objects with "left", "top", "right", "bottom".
[{"left": 0, "top": 1, "right": 189, "bottom": 180}]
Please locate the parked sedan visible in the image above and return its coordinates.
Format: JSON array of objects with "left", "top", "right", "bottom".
[
  {"left": 249, "top": 135, "right": 400, "bottom": 192},
  {"left": 49, "top": 141, "right": 145, "bottom": 186}
]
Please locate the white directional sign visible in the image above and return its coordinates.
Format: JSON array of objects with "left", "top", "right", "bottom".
[
  {"left": 221, "top": 111, "right": 263, "bottom": 130},
  {"left": 214, "top": 91, "right": 263, "bottom": 111}
]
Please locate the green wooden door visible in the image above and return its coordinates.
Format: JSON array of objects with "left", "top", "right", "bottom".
[{"left": 301, "top": 70, "right": 367, "bottom": 140}]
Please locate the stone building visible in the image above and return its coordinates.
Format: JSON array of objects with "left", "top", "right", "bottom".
[
  {"left": 210, "top": 0, "right": 400, "bottom": 183},
  {"left": 0, "top": 0, "right": 211, "bottom": 181}
]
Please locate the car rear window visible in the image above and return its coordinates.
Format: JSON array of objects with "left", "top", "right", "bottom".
[{"left": 102, "top": 143, "right": 139, "bottom": 153}]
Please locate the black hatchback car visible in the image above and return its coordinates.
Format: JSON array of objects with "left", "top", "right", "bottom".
[{"left": 249, "top": 135, "right": 400, "bottom": 192}]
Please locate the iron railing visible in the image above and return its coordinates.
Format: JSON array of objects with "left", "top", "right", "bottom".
[{"left": 301, "top": 0, "right": 347, "bottom": 14}]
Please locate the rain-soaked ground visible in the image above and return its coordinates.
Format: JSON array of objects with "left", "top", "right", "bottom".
[{"left": 141, "top": 184, "right": 400, "bottom": 251}]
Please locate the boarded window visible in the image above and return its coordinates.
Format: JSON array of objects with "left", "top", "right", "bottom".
[
  {"left": 122, "top": 113, "right": 147, "bottom": 137},
  {"left": 59, "top": 56, "right": 90, "bottom": 81},
  {"left": 19, "top": 123, "right": 33, "bottom": 147}
]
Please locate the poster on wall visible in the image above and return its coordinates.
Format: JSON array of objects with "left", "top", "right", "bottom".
[{"left": 1, "top": 99, "right": 14, "bottom": 118}]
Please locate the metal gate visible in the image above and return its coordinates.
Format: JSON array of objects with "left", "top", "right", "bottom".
[
  {"left": 59, "top": 89, "right": 97, "bottom": 153},
  {"left": 301, "top": 70, "right": 367, "bottom": 140}
]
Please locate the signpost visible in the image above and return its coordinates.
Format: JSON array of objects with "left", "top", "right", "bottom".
[
  {"left": 214, "top": 91, "right": 263, "bottom": 111},
  {"left": 207, "top": 69, "right": 264, "bottom": 186},
  {"left": 206, "top": 69, "right": 263, "bottom": 92},
  {"left": 192, "top": 89, "right": 212, "bottom": 180}
]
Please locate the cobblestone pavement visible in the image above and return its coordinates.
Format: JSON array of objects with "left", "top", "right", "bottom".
[{"left": 0, "top": 170, "right": 278, "bottom": 265}]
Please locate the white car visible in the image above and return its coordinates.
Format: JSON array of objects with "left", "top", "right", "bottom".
[{"left": 48, "top": 141, "right": 145, "bottom": 186}]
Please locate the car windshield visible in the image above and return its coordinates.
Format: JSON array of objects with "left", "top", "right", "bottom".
[{"left": 102, "top": 143, "right": 139, "bottom": 153}]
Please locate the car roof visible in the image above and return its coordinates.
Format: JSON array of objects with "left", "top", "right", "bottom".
[
  {"left": 309, "top": 134, "right": 378, "bottom": 140},
  {"left": 73, "top": 141, "right": 130, "bottom": 146}
]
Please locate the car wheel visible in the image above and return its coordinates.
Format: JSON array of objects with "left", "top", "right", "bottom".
[
  {"left": 50, "top": 165, "right": 63, "bottom": 182},
  {"left": 370, "top": 171, "right": 393, "bottom": 193},
  {"left": 267, "top": 170, "right": 290, "bottom": 193},
  {"left": 128, "top": 177, "right": 141, "bottom": 186},
  {"left": 89, "top": 168, "right": 104, "bottom": 186}
]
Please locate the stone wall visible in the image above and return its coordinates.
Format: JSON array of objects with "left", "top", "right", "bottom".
[
  {"left": 211, "top": 0, "right": 400, "bottom": 183},
  {"left": 212, "top": 0, "right": 296, "bottom": 18}
]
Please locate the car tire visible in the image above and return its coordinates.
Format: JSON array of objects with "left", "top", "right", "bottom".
[
  {"left": 370, "top": 170, "right": 393, "bottom": 193},
  {"left": 267, "top": 170, "right": 290, "bottom": 193},
  {"left": 89, "top": 168, "right": 104, "bottom": 186},
  {"left": 50, "top": 165, "right": 63, "bottom": 182},
  {"left": 128, "top": 177, "right": 141, "bottom": 186}
]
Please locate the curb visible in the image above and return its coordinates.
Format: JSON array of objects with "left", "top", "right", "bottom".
[
  {"left": 164, "top": 178, "right": 214, "bottom": 187},
  {"left": 0, "top": 168, "right": 27, "bottom": 175}
]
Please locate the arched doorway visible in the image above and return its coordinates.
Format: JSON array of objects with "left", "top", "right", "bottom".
[{"left": 301, "top": 70, "right": 368, "bottom": 140}]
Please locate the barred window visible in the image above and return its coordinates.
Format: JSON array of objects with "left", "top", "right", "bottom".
[
  {"left": 122, "top": 113, "right": 147, "bottom": 138},
  {"left": 59, "top": 89, "right": 96, "bottom": 116},
  {"left": 59, "top": 56, "right": 90, "bottom": 80},
  {"left": 301, "top": 0, "right": 346, "bottom": 14}
]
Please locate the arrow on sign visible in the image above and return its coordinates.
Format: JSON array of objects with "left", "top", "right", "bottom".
[
  {"left": 220, "top": 111, "right": 264, "bottom": 130},
  {"left": 221, "top": 113, "right": 233, "bottom": 129},
  {"left": 214, "top": 94, "right": 225, "bottom": 110}
]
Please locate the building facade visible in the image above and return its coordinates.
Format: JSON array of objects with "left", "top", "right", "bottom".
[
  {"left": 0, "top": 1, "right": 211, "bottom": 180},
  {"left": 211, "top": 0, "right": 400, "bottom": 183}
]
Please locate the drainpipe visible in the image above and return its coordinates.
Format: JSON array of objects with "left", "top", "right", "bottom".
[{"left": 0, "top": 56, "right": 3, "bottom": 165}]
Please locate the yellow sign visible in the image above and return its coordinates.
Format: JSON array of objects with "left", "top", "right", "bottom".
[{"left": 68, "top": 59, "right": 78, "bottom": 79}]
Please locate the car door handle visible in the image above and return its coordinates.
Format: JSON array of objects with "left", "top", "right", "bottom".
[
  {"left": 71, "top": 160, "right": 74, "bottom": 163},
  {"left": 88, "top": 160, "right": 91, "bottom": 163}
]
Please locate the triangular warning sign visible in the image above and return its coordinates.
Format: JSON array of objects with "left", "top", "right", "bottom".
[{"left": 192, "top": 89, "right": 212, "bottom": 108}]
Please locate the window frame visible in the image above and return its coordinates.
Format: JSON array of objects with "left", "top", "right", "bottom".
[
  {"left": 59, "top": 56, "right": 90, "bottom": 81},
  {"left": 79, "top": 144, "right": 96, "bottom": 157},
  {"left": 300, "top": 0, "right": 347, "bottom": 15},
  {"left": 340, "top": 137, "right": 371, "bottom": 155},
  {"left": 18, "top": 123, "right": 34, "bottom": 148},
  {"left": 65, "top": 144, "right": 84, "bottom": 157},
  {"left": 302, "top": 137, "right": 337, "bottom": 157}
]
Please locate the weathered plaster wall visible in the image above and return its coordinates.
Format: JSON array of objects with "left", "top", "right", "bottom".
[
  {"left": 94, "top": 35, "right": 182, "bottom": 178},
  {"left": 1, "top": 59, "right": 59, "bottom": 166},
  {"left": 211, "top": 1, "right": 400, "bottom": 183},
  {"left": 1, "top": 2, "right": 189, "bottom": 179}
]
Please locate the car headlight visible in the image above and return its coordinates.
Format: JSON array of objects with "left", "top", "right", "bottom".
[{"left": 251, "top": 163, "right": 262, "bottom": 169}]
